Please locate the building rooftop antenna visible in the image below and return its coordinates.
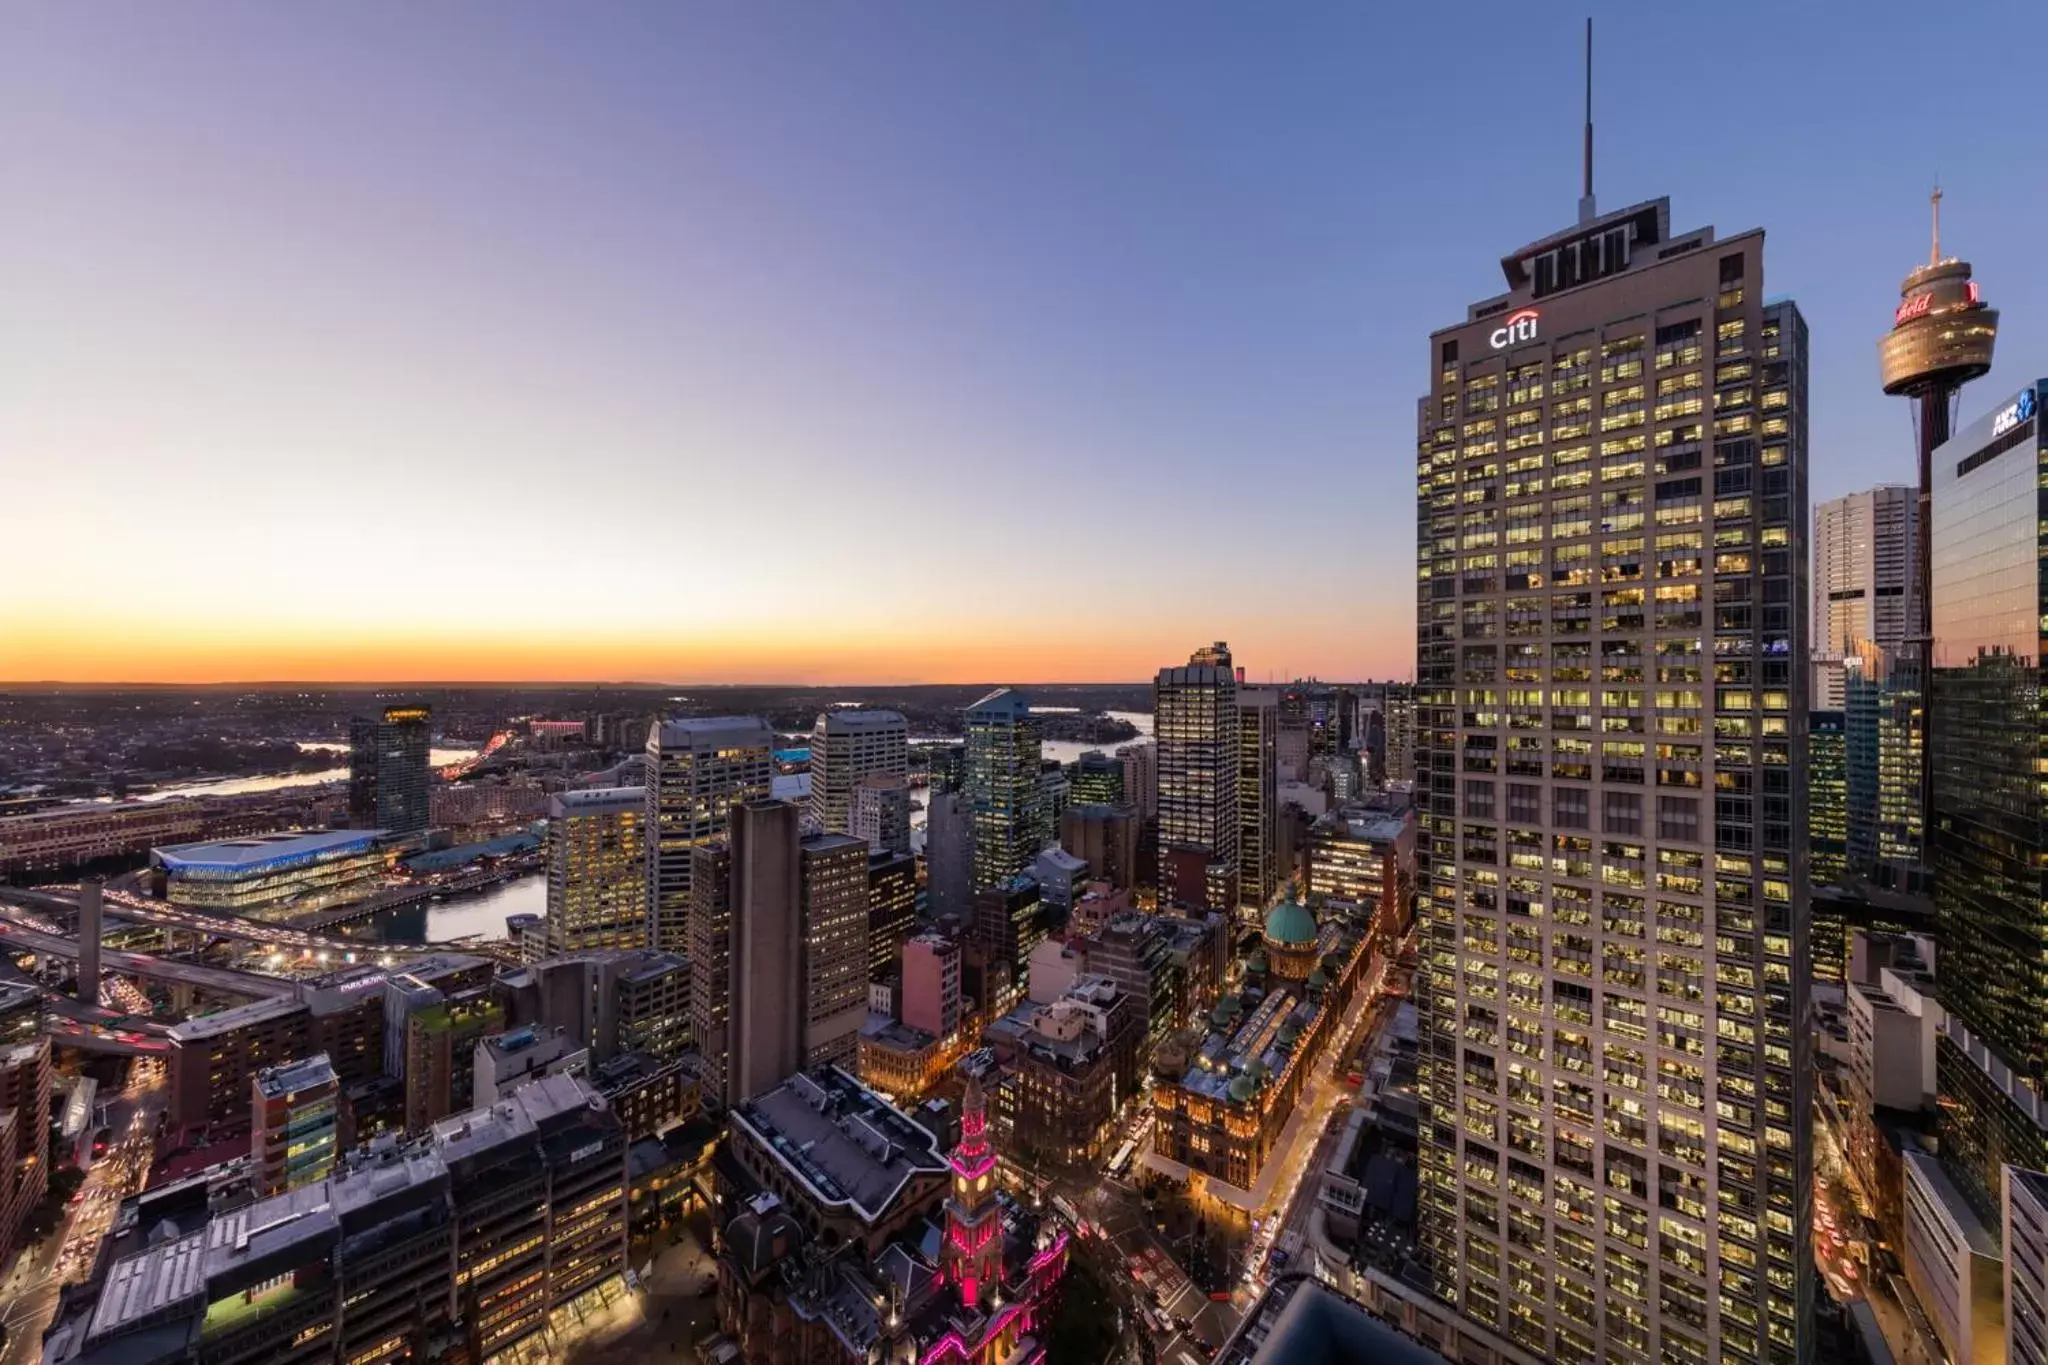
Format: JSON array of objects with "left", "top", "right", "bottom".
[
  {"left": 1930, "top": 183, "right": 1943, "bottom": 265},
  {"left": 1577, "top": 17, "right": 1596, "bottom": 224}
]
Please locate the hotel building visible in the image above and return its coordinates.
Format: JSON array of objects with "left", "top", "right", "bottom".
[
  {"left": 1414, "top": 196, "right": 1812, "bottom": 1362},
  {"left": 645, "top": 715, "right": 774, "bottom": 954},
  {"left": 545, "top": 786, "right": 648, "bottom": 953},
  {"left": 347, "top": 703, "right": 432, "bottom": 839}
]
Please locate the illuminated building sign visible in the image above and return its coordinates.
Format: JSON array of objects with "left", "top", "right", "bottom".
[
  {"left": 1489, "top": 308, "right": 1539, "bottom": 350},
  {"left": 1894, "top": 293, "right": 1933, "bottom": 326},
  {"left": 1992, "top": 388, "right": 2037, "bottom": 439}
]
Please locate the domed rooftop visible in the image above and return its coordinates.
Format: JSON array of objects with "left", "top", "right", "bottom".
[
  {"left": 1227, "top": 1075, "right": 1256, "bottom": 1104},
  {"left": 1307, "top": 967, "right": 1330, "bottom": 991},
  {"left": 1264, "top": 899, "right": 1318, "bottom": 946}
]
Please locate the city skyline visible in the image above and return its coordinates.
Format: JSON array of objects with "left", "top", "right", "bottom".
[{"left": 7, "top": 3, "right": 2046, "bottom": 685}]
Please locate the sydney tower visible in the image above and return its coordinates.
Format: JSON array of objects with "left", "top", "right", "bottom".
[{"left": 1878, "top": 189, "right": 1999, "bottom": 644}]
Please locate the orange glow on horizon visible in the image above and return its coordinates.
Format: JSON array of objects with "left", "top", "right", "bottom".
[{"left": 1, "top": 615, "right": 1415, "bottom": 686}]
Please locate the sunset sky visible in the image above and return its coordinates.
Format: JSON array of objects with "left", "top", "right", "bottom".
[{"left": 6, "top": 2, "right": 2046, "bottom": 685}]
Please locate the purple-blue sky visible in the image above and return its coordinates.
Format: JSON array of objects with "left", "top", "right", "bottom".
[{"left": 5, "top": 2, "right": 2044, "bottom": 683}]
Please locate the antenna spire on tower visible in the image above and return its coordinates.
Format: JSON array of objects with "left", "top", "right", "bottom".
[
  {"left": 1577, "top": 17, "right": 1597, "bottom": 224},
  {"left": 1930, "top": 184, "right": 1944, "bottom": 266}
]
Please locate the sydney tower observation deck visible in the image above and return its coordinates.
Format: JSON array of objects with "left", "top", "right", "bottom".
[{"left": 1879, "top": 189, "right": 1999, "bottom": 640}]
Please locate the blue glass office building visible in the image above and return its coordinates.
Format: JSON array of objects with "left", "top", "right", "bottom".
[{"left": 1929, "top": 380, "right": 2048, "bottom": 1216}]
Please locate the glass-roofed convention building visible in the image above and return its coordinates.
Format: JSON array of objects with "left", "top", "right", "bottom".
[{"left": 150, "top": 829, "right": 389, "bottom": 919}]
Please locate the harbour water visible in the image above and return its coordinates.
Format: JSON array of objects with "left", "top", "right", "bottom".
[
  {"left": 138, "top": 745, "right": 480, "bottom": 802},
  {"left": 315, "top": 711, "right": 1156, "bottom": 947},
  {"left": 342, "top": 874, "right": 545, "bottom": 946}
]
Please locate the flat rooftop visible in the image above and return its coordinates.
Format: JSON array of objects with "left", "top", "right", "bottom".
[
  {"left": 169, "top": 995, "right": 307, "bottom": 1044},
  {"left": 733, "top": 1067, "right": 947, "bottom": 1225},
  {"left": 549, "top": 786, "right": 644, "bottom": 816},
  {"left": 1218, "top": 1275, "right": 1441, "bottom": 1365},
  {"left": 152, "top": 829, "right": 383, "bottom": 875},
  {"left": 817, "top": 709, "right": 906, "bottom": 732},
  {"left": 653, "top": 716, "right": 773, "bottom": 747},
  {"left": 255, "top": 1053, "right": 337, "bottom": 1100},
  {"left": 860, "top": 1016, "right": 938, "bottom": 1053}
]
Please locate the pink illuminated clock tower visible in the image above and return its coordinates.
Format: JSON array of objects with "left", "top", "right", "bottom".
[{"left": 942, "top": 1075, "right": 1004, "bottom": 1307}]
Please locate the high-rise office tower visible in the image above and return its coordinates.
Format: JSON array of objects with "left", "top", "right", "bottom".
[
  {"left": 964, "top": 688, "right": 1041, "bottom": 891},
  {"left": 545, "top": 787, "right": 648, "bottom": 954},
  {"left": 1071, "top": 751, "right": 1126, "bottom": 806},
  {"left": 1039, "top": 763, "right": 1070, "bottom": 852},
  {"left": 348, "top": 703, "right": 432, "bottom": 837},
  {"left": 1383, "top": 684, "right": 1417, "bottom": 784},
  {"left": 1929, "top": 381, "right": 2048, "bottom": 1224},
  {"left": 1155, "top": 643, "right": 1238, "bottom": 911},
  {"left": 693, "top": 799, "right": 803, "bottom": 1107},
  {"left": 1415, "top": 194, "right": 1811, "bottom": 1363},
  {"left": 867, "top": 848, "right": 917, "bottom": 983},
  {"left": 1809, "top": 711, "right": 1847, "bottom": 889},
  {"left": 928, "top": 743, "right": 967, "bottom": 796},
  {"left": 924, "top": 787, "right": 973, "bottom": 922},
  {"left": 809, "top": 709, "right": 908, "bottom": 836},
  {"left": 645, "top": 716, "right": 774, "bottom": 953},
  {"left": 1237, "top": 687, "right": 1280, "bottom": 911},
  {"left": 1810, "top": 486, "right": 1917, "bottom": 709},
  {"left": 1841, "top": 643, "right": 1927, "bottom": 890},
  {"left": 799, "top": 832, "right": 871, "bottom": 1072}
]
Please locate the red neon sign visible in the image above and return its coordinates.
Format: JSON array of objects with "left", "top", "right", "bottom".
[{"left": 1895, "top": 293, "right": 1933, "bottom": 326}]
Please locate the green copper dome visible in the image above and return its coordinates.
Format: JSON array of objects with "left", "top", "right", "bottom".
[
  {"left": 1227, "top": 1075, "right": 1256, "bottom": 1104},
  {"left": 1264, "top": 899, "right": 1317, "bottom": 946},
  {"left": 1307, "top": 967, "right": 1330, "bottom": 991}
]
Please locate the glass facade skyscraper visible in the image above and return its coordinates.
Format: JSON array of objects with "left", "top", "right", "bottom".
[
  {"left": 1414, "top": 197, "right": 1811, "bottom": 1364},
  {"left": 1929, "top": 380, "right": 2048, "bottom": 1218},
  {"left": 964, "top": 688, "right": 1041, "bottom": 892},
  {"left": 1808, "top": 711, "right": 1846, "bottom": 892},
  {"left": 347, "top": 703, "right": 431, "bottom": 838}
]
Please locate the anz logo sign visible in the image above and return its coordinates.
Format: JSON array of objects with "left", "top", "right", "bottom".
[
  {"left": 1489, "top": 309, "right": 1539, "bottom": 350},
  {"left": 1991, "top": 387, "right": 2037, "bottom": 439}
]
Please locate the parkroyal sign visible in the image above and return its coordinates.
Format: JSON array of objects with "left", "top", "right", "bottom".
[{"left": 1490, "top": 309, "right": 1539, "bottom": 350}]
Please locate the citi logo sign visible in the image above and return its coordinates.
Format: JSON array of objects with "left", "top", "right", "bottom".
[{"left": 1490, "top": 309, "right": 1539, "bottom": 350}]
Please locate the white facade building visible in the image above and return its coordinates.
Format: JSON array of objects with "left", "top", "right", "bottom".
[
  {"left": 1811, "top": 484, "right": 1916, "bottom": 709},
  {"left": 808, "top": 709, "right": 908, "bottom": 837},
  {"left": 1905, "top": 1149, "right": 2003, "bottom": 1365}
]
